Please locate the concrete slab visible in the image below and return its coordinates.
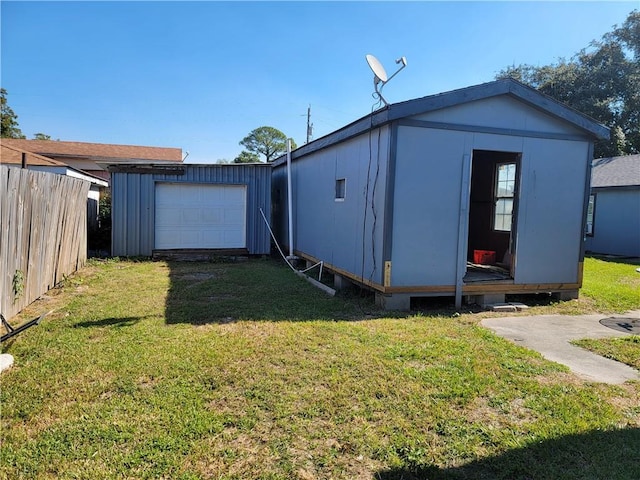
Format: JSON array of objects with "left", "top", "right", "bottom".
[
  {"left": 481, "top": 311, "right": 640, "bottom": 384},
  {"left": 0, "top": 354, "right": 14, "bottom": 373},
  {"left": 488, "top": 303, "right": 517, "bottom": 312},
  {"left": 486, "top": 302, "right": 530, "bottom": 312}
]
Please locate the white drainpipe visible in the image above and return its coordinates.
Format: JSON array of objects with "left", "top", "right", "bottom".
[{"left": 286, "top": 139, "right": 295, "bottom": 259}]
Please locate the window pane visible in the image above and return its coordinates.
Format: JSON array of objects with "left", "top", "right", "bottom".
[
  {"left": 495, "top": 199, "right": 513, "bottom": 231},
  {"left": 495, "top": 213, "right": 512, "bottom": 232},
  {"left": 494, "top": 163, "right": 517, "bottom": 231},
  {"left": 586, "top": 194, "right": 595, "bottom": 236},
  {"left": 496, "top": 198, "right": 513, "bottom": 215},
  {"left": 496, "top": 163, "right": 516, "bottom": 198},
  {"left": 335, "top": 179, "right": 346, "bottom": 199}
]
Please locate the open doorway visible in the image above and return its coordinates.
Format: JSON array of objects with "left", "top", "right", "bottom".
[{"left": 466, "top": 150, "right": 521, "bottom": 282}]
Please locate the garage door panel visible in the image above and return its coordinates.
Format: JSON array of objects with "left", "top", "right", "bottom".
[
  {"left": 155, "top": 184, "right": 246, "bottom": 249},
  {"left": 180, "top": 208, "right": 201, "bottom": 224},
  {"left": 155, "top": 228, "right": 181, "bottom": 246},
  {"left": 202, "top": 207, "right": 223, "bottom": 223},
  {"left": 224, "top": 230, "right": 244, "bottom": 245},
  {"left": 155, "top": 208, "right": 181, "bottom": 226},
  {"left": 224, "top": 206, "right": 244, "bottom": 224}
]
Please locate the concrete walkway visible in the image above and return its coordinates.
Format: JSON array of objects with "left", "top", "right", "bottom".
[{"left": 481, "top": 311, "right": 640, "bottom": 384}]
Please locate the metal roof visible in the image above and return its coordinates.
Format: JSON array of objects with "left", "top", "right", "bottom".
[
  {"left": 591, "top": 154, "right": 640, "bottom": 188},
  {"left": 102, "top": 162, "right": 271, "bottom": 174},
  {"left": 273, "top": 78, "right": 610, "bottom": 167}
]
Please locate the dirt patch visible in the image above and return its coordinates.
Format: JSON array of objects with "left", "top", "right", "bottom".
[
  {"left": 465, "top": 396, "right": 538, "bottom": 428},
  {"left": 606, "top": 384, "right": 640, "bottom": 426},
  {"left": 535, "top": 372, "right": 585, "bottom": 387}
]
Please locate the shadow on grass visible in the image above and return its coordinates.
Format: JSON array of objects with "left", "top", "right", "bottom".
[
  {"left": 376, "top": 427, "right": 640, "bottom": 480},
  {"left": 73, "top": 315, "right": 155, "bottom": 328},
  {"left": 164, "top": 257, "right": 388, "bottom": 324}
]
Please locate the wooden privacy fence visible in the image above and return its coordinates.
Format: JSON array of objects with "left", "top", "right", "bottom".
[{"left": 1, "top": 165, "right": 89, "bottom": 320}]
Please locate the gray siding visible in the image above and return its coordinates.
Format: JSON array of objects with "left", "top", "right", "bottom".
[
  {"left": 412, "top": 95, "right": 586, "bottom": 138},
  {"left": 391, "top": 127, "right": 467, "bottom": 286},
  {"left": 111, "top": 164, "right": 271, "bottom": 256},
  {"left": 273, "top": 89, "right": 602, "bottom": 295},
  {"left": 514, "top": 138, "right": 589, "bottom": 283},
  {"left": 273, "top": 127, "right": 390, "bottom": 284},
  {"left": 391, "top": 119, "right": 589, "bottom": 287},
  {"left": 585, "top": 188, "right": 640, "bottom": 257}
]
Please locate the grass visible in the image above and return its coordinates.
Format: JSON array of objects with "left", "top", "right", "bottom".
[
  {"left": 569, "top": 255, "right": 640, "bottom": 376},
  {"left": 580, "top": 256, "right": 640, "bottom": 312},
  {"left": 1, "top": 257, "right": 639, "bottom": 479},
  {"left": 573, "top": 336, "right": 640, "bottom": 370}
]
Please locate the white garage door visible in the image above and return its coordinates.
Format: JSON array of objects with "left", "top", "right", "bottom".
[{"left": 155, "top": 183, "right": 246, "bottom": 249}]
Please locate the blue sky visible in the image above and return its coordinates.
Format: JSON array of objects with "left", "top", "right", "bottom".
[{"left": 1, "top": 1, "right": 636, "bottom": 163}]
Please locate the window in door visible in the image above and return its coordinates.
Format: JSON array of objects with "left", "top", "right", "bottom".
[{"left": 494, "top": 162, "right": 516, "bottom": 232}]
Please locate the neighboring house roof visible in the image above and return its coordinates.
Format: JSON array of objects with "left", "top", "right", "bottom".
[
  {"left": 273, "top": 78, "right": 610, "bottom": 167},
  {"left": 1, "top": 143, "right": 109, "bottom": 187},
  {"left": 591, "top": 154, "right": 640, "bottom": 188},
  {"left": 1, "top": 142, "right": 67, "bottom": 167},
  {"left": 1, "top": 138, "right": 183, "bottom": 162}
]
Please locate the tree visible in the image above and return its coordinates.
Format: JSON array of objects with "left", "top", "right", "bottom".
[
  {"left": 497, "top": 10, "right": 639, "bottom": 158},
  {"left": 239, "top": 126, "right": 297, "bottom": 163},
  {"left": 1, "top": 88, "right": 25, "bottom": 139},
  {"left": 233, "top": 151, "right": 260, "bottom": 163},
  {"left": 33, "top": 133, "right": 52, "bottom": 140}
]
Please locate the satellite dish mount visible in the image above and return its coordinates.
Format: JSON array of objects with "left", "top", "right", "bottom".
[{"left": 365, "top": 54, "right": 407, "bottom": 106}]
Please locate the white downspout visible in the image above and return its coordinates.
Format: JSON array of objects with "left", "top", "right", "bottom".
[{"left": 286, "top": 139, "right": 295, "bottom": 259}]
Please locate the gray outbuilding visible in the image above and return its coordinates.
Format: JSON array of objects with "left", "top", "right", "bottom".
[
  {"left": 585, "top": 154, "right": 640, "bottom": 257},
  {"left": 272, "top": 78, "right": 610, "bottom": 310},
  {"left": 109, "top": 163, "right": 271, "bottom": 257}
]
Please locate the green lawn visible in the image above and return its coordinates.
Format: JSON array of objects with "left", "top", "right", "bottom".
[
  {"left": 1, "top": 257, "right": 639, "bottom": 479},
  {"left": 573, "top": 336, "right": 640, "bottom": 370},
  {"left": 570, "top": 256, "right": 640, "bottom": 374},
  {"left": 580, "top": 256, "right": 640, "bottom": 312}
]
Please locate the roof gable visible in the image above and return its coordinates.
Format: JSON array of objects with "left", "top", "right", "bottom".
[
  {"left": 407, "top": 95, "right": 586, "bottom": 138},
  {"left": 592, "top": 154, "right": 640, "bottom": 188},
  {"left": 388, "top": 79, "right": 609, "bottom": 139},
  {"left": 274, "top": 78, "right": 609, "bottom": 166}
]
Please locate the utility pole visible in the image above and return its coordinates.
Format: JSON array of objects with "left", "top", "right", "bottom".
[{"left": 306, "top": 105, "right": 313, "bottom": 144}]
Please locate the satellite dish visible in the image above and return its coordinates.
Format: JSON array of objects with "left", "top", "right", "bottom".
[
  {"left": 366, "top": 54, "right": 388, "bottom": 83},
  {"left": 365, "top": 53, "right": 408, "bottom": 107}
]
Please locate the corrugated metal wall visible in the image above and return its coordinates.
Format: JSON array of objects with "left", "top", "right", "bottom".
[{"left": 111, "top": 164, "right": 271, "bottom": 256}]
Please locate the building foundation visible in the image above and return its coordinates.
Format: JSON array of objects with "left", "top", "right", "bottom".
[{"left": 375, "top": 293, "right": 411, "bottom": 311}]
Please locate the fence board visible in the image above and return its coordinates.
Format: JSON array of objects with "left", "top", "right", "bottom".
[{"left": 0, "top": 166, "right": 89, "bottom": 320}]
